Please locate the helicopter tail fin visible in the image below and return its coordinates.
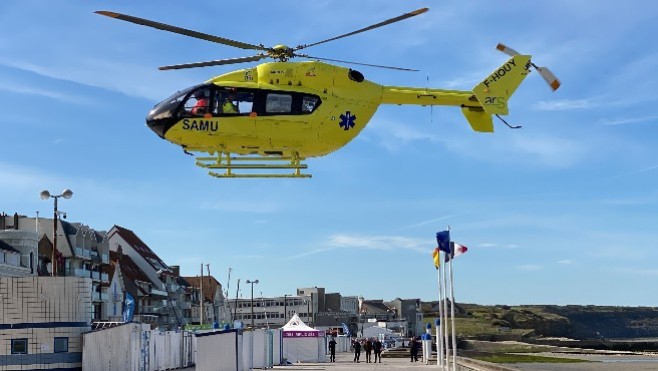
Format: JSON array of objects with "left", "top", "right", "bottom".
[
  {"left": 472, "top": 54, "right": 532, "bottom": 117},
  {"left": 460, "top": 54, "right": 531, "bottom": 132}
]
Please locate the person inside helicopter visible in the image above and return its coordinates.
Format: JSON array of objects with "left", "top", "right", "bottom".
[
  {"left": 221, "top": 92, "right": 239, "bottom": 114},
  {"left": 190, "top": 89, "right": 209, "bottom": 115}
]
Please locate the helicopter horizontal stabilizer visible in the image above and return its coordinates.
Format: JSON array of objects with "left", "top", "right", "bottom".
[
  {"left": 472, "top": 54, "right": 532, "bottom": 116},
  {"left": 461, "top": 107, "right": 494, "bottom": 133}
]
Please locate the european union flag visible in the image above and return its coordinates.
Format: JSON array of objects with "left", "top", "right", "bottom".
[{"left": 436, "top": 230, "right": 450, "bottom": 254}]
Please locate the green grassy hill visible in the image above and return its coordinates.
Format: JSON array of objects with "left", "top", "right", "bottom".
[{"left": 422, "top": 302, "right": 658, "bottom": 340}]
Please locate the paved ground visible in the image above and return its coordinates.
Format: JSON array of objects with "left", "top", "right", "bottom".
[
  {"left": 183, "top": 352, "right": 445, "bottom": 370},
  {"left": 183, "top": 350, "right": 658, "bottom": 370},
  {"left": 271, "top": 352, "right": 443, "bottom": 370}
]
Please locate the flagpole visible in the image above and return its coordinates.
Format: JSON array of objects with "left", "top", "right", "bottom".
[
  {"left": 449, "top": 250, "right": 457, "bottom": 370},
  {"left": 442, "top": 251, "right": 450, "bottom": 370},
  {"left": 437, "top": 256, "right": 444, "bottom": 369}
]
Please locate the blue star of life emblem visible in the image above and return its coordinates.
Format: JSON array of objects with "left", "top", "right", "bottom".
[{"left": 339, "top": 111, "right": 356, "bottom": 131}]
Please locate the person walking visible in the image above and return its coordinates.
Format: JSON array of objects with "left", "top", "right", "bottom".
[
  {"left": 364, "top": 338, "right": 373, "bottom": 363},
  {"left": 353, "top": 339, "right": 361, "bottom": 363},
  {"left": 373, "top": 338, "right": 382, "bottom": 363},
  {"left": 413, "top": 336, "right": 421, "bottom": 362},
  {"left": 409, "top": 336, "right": 418, "bottom": 362},
  {"left": 328, "top": 337, "right": 337, "bottom": 362}
]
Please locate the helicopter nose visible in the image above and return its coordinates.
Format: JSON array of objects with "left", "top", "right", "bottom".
[{"left": 146, "top": 117, "right": 170, "bottom": 138}]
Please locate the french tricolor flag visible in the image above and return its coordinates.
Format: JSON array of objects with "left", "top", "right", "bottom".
[{"left": 445, "top": 242, "right": 468, "bottom": 262}]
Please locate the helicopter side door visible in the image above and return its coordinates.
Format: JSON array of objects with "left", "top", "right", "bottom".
[{"left": 251, "top": 90, "right": 322, "bottom": 153}]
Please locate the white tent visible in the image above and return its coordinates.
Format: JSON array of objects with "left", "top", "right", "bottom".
[
  {"left": 281, "top": 314, "right": 326, "bottom": 363},
  {"left": 363, "top": 325, "right": 396, "bottom": 339}
]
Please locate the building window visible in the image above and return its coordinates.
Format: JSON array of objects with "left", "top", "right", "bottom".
[
  {"left": 54, "top": 337, "right": 68, "bottom": 353},
  {"left": 11, "top": 338, "right": 28, "bottom": 354}
]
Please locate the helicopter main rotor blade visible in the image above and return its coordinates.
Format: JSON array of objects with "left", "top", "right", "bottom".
[
  {"left": 298, "top": 54, "right": 418, "bottom": 72},
  {"left": 296, "top": 8, "right": 428, "bottom": 50},
  {"left": 159, "top": 55, "right": 266, "bottom": 70},
  {"left": 95, "top": 11, "right": 267, "bottom": 51}
]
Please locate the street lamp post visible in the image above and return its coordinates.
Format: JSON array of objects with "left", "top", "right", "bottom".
[
  {"left": 305, "top": 298, "right": 310, "bottom": 324},
  {"left": 40, "top": 189, "right": 73, "bottom": 277},
  {"left": 246, "top": 279, "right": 259, "bottom": 328},
  {"left": 284, "top": 294, "right": 289, "bottom": 323}
]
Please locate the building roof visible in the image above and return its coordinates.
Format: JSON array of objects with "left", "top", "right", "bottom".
[
  {"left": 183, "top": 276, "right": 222, "bottom": 303},
  {"left": 110, "top": 225, "right": 170, "bottom": 273},
  {"left": 361, "top": 299, "right": 393, "bottom": 315},
  {"left": 0, "top": 239, "right": 20, "bottom": 253},
  {"left": 105, "top": 250, "right": 157, "bottom": 297}
]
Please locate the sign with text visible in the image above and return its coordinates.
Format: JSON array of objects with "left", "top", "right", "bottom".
[{"left": 283, "top": 331, "right": 321, "bottom": 338}]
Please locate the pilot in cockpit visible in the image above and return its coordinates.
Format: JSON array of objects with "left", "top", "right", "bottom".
[{"left": 191, "top": 90, "right": 209, "bottom": 115}]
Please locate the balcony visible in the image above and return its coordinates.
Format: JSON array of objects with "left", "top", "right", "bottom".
[
  {"left": 74, "top": 247, "right": 92, "bottom": 260},
  {"left": 63, "top": 267, "right": 90, "bottom": 278},
  {"left": 151, "top": 288, "right": 168, "bottom": 297}
]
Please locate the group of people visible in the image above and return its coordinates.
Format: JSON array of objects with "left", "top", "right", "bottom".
[
  {"left": 348, "top": 338, "right": 383, "bottom": 363},
  {"left": 190, "top": 90, "right": 239, "bottom": 115}
]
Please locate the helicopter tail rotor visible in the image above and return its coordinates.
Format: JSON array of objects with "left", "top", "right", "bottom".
[{"left": 496, "top": 43, "right": 561, "bottom": 91}]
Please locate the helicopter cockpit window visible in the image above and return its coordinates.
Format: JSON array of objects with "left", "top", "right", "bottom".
[
  {"left": 266, "top": 93, "right": 293, "bottom": 113},
  {"left": 302, "top": 96, "right": 319, "bottom": 113},
  {"left": 213, "top": 89, "right": 254, "bottom": 116},
  {"left": 148, "top": 85, "right": 196, "bottom": 120},
  {"left": 184, "top": 88, "right": 211, "bottom": 116}
]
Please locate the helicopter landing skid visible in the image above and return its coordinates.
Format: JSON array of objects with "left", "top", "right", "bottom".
[{"left": 195, "top": 152, "right": 311, "bottom": 179}]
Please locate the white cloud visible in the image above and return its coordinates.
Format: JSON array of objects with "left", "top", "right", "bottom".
[
  {"left": 600, "top": 116, "right": 658, "bottom": 126},
  {"left": 0, "top": 82, "right": 92, "bottom": 104},
  {"left": 284, "top": 233, "right": 429, "bottom": 260},
  {"left": 505, "top": 135, "right": 588, "bottom": 169},
  {"left": 365, "top": 118, "right": 444, "bottom": 152},
  {"left": 517, "top": 264, "right": 542, "bottom": 271},
  {"left": 558, "top": 259, "right": 573, "bottom": 265},
  {"left": 326, "top": 234, "right": 427, "bottom": 252},
  {"left": 533, "top": 98, "right": 598, "bottom": 111}
]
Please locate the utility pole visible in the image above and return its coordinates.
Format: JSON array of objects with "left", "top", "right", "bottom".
[
  {"left": 205, "top": 264, "right": 213, "bottom": 323},
  {"left": 200, "top": 263, "right": 204, "bottom": 325},
  {"left": 234, "top": 279, "right": 240, "bottom": 323},
  {"left": 226, "top": 268, "right": 232, "bottom": 323}
]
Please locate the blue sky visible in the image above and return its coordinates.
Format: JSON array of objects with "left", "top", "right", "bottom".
[{"left": 1, "top": 1, "right": 657, "bottom": 306}]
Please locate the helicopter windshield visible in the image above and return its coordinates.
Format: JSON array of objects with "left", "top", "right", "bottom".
[{"left": 148, "top": 85, "right": 199, "bottom": 120}]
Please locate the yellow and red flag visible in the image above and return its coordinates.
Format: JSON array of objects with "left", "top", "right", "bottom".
[{"left": 432, "top": 247, "right": 440, "bottom": 269}]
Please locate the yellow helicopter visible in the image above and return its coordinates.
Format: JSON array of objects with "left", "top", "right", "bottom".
[{"left": 96, "top": 8, "right": 560, "bottom": 178}]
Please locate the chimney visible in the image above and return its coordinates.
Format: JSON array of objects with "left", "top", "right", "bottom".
[
  {"left": 13, "top": 212, "right": 19, "bottom": 230},
  {"left": 171, "top": 265, "right": 180, "bottom": 277},
  {"left": 0, "top": 212, "right": 5, "bottom": 230}
]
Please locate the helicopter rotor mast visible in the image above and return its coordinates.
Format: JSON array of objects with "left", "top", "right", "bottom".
[{"left": 95, "top": 8, "right": 428, "bottom": 70}]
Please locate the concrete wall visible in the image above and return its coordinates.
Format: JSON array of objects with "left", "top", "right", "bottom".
[{"left": 0, "top": 276, "right": 92, "bottom": 370}]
